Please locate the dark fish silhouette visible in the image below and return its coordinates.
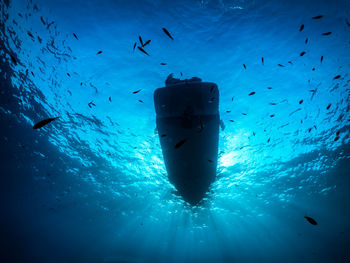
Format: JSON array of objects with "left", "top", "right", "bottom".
[
  {"left": 73, "top": 33, "right": 78, "bottom": 40},
  {"left": 133, "top": 89, "right": 142, "bottom": 94},
  {"left": 267, "top": 87, "right": 273, "bottom": 90},
  {"left": 133, "top": 42, "right": 137, "bottom": 51},
  {"left": 299, "top": 100, "right": 303, "bottom": 104},
  {"left": 208, "top": 159, "right": 213, "bottom": 163},
  {"left": 288, "top": 61, "right": 293, "bottom": 65},
  {"left": 161, "top": 134, "right": 167, "bottom": 137},
  {"left": 305, "top": 38, "right": 308, "bottom": 44},
  {"left": 88, "top": 101, "right": 96, "bottom": 108},
  {"left": 226, "top": 110, "right": 231, "bottom": 113},
  {"left": 304, "top": 216, "right": 317, "bottom": 225},
  {"left": 262, "top": 57, "right": 264, "bottom": 65},
  {"left": 242, "top": 113, "right": 247, "bottom": 116},
  {"left": 139, "top": 36, "right": 143, "bottom": 46},
  {"left": 162, "top": 27, "right": 174, "bottom": 40},
  {"left": 300, "top": 51, "right": 306, "bottom": 56},
  {"left": 33, "top": 117, "right": 59, "bottom": 129},
  {"left": 175, "top": 139, "right": 187, "bottom": 149},
  {"left": 231, "top": 97, "right": 234, "bottom": 101},
  {"left": 322, "top": 32, "right": 332, "bottom": 36},
  {"left": 80, "top": 82, "right": 83, "bottom": 86},
  {"left": 346, "top": 19, "right": 350, "bottom": 27},
  {"left": 299, "top": 24, "right": 304, "bottom": 32},
  {"left": 336, "top": 131, "right": 340, "bottom": 136},
  {"left": 243, "top": 64, "right": 247, "bottom": 69},
  {"left": 269, "top": 102, "right": 277, "bottom": 105},
  {"left": 326, "top": 104, "right": 331, "bottom": 110},
  {"left": 321, "top": 56, "right": 324, "bottom": 63},
  {"left": 180, "top": 72, "right": 183, "bottom": 76},
  {"left": 333, "top": 75, "right": 341, "bottom": 80},
  {"left": 138, "top": 100, "right": 144, "bottom": 103},
  {"left": 270, "top": 114, "right": 275, "bottom": 117},
  {"left": 142, "top": 40, "right": 151, "bottom": 47},
  {"left": 109, "top": 97, "right": 112, "bottom": 102},
  {"left": 229, "top": 120, "right": 234, "bottom": 122},
  {"left": 312, "top": 68, "right": 315, "bottom": 71},
  {"left": 334, "top": 136, "right": 340, "bottom": 141},
  {"left": 278, "top": 64, "right": 285, "bottom": 67},
  {"left": 27, "top": 31, "right": 34, "bottom": 38},
  {"left": 67, "top": 73, "right": 71, "bottom": 77},
  {"left": 312, "top": 15, "right": 323, "bottom": 19},
  {"left": 267, "top": 138, "right": 270, "bottom": 143},
  {"left": 96, "top": 50, "right": 103, "bottom": 55},
  {"left": 160, "top": 63, "right": 167, "bottom": 65},
  {"left": 249, "top": 92, "right": 255, "bottom": 96},
  {"left": 40, "top": 16, "right": 46, "bottom": 25},
  {"left": 137, "top": 46, "right": 149, "bottom": 56},
  {"left": 10, "top": 54, "right": 17, "bottom": 65}
]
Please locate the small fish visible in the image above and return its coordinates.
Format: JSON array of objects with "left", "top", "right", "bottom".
[
  {"left": 308, "top": 128, "right": 312, "bottom": 133},
  {"left": 312, "top": 15, "right": 323, "bottom": 19},
  {"left": 109, "top": 97, "right": 112, "bottom": 102},
  {"left": 299, "top": 24, "right": 304, "bottom": 32},
  {"left": 249, "top": 92, "right": 255, "bottom": 96},
  {"left": 80, "top": 82, "right": 83, "bottom": 86},
  {"left": 305, "top": 38, "right": 308, "bottom": 44},
  {"left": 253, "top": 132, "right": 256, "bottom": 136},
  {"left": 242, "top": 113, "right": 247, "bottom": 116},
  {"left": 229, "top": 120, "right": 234, "bottom": 122},
  {"left": 304, "top": 216, "right": 317, "bottom": 225},
  {"left": 326, "top": 104, "right": 331, "bottom": 110},
  {"left": 267, "top": 138, "right": 270, "bottom": 143},
  {"left": 269, "top": 102, "right": 277, "bottom": 105},
  {"left": 226, "top": 110, "right": 231, "bottom": 113},
  {"left": 333, "top": 75, "right": 341, "bottom": 80},
  {"left": 160, "top": 63, "right": 167, "bottom": 65},
  {"left": 321, "top": 56, "right": 324, "bottom": 63},
  {"left": 18, "top": 13, "right": 23, "bottom": 18},
  {"left": 40, "top": 16, "right": 45, "bottom": 25},
  {"left": 10, "top": 54, "right": 17, "bottom": 65},
  {"left": 137, "top": 46, "right": 150, "bottom": 56},
  {"left": 278, "top": 64, "right": 285, "bottom": 67},
  {"left": 138, "top": 100, "right": 144, "bottom": 103},
  {"left": 180, "top": 72, "right": 183, "bottom": 76},
  {"left": 312, "top": 68, "right": 315, "bottom": 71},
  {"left": 96, "top": 50, "right": 103, "bottom": 55},
  {"left": 162, "top": 27, "right": 174, "bottom": 40},
  {"left": 208, "top": 159, "right": 213, "bottom": 163},
  {"left": 67, "top": 73, "right": 71, "bottom": 77},
  {"left": 322, "top": 32, "right": 332, "bottom": 36},
  {"left": 231, "top": 97, "right": 234, "bottom": 101},
  {"left": 243, "top": 64, "right": 247, "bottom": 70},
  {"left": 346, "top": 18, "right": 350, "bottom": 27},
  {"left": 334, "top": 136, "right": 340, "bottom": 141},
  {"left": 300, "top": 51, "right": 306, "bottom": 56},
  {"left": 27, "top": 31, "right": 34, "bottom": 38},
  {"left": 270, "top": 114, "right": 275, "bottom": 117},
  {"left": 142, "top": 40, "right": 151, "bottom": 47},
  {"left": 299, "top": 100, "right": 303, "bottom": 104},
  {"left": 175, "top": 139, "right": 187, "bottom": 149},
  {"left": 33, "top": 117, "right": 59, "bottom": 129},
  {"left": 138, "top": 36, "right": 144, "bottom": 46},
  {"left": 161, "top": 134, "right": 167, "bottom": 137},
  {"left": 288, "top": 61, "right": 293, "bottom": 65},
  {"left": 261, "top": 57, "right": 264, "bottom": 65},
  {"left": 267, "top": 87, "right": 272, "bottom": 90},
  {"left": 133, "top": 89, "right": 142, "bottom": 94},
  {"left": 88, "top": 101, "right": 96, "bottom": 108},
  {"left": 133, "top": 42, "right": 137, "bottom": 51},
  {"left": 37, "top": 36, "right": 42, "bottom": 43},
  {"left": 73, "top": 33, "right": 78, "bottom": 40}
]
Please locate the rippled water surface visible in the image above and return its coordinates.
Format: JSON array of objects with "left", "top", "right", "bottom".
[{"left": 1, "top": 0, "right": 350, "bottom": 262}]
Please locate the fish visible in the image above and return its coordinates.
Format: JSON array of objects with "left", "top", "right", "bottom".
[
  {"left": 208, "top": 159, "right": 213, "bottom": 163},
  {"left": 226, "top": 110, "right": 231, "bottom": 113},
  {"left": 321, "top": 56, "right": 324, "bottom": 63},
  {"left": 336, "top": 131, "right": 340, "bottom": 136},
  {"left": 322, "top": 32, "right": 332, "bottom": 36},
  {"left": 278, "top": 64, "right": 285, "bottom": 67},
  {"left": 96, "top": 50, "right": 103, "bottom": 55},
  {"left": 288, "top": 61, "right": 293, "bottom": 65},
  {"left": 180, "top": 72, "right": 183, "bottom": 76},
  {"left": 137, "top": 46, "right": 150, "bottom": 56},
  {"left": 267, "top": 138, "right": 270, "bottom": 143},
  {"left": 40, "top": 16, "right": 46, "bottom": 25},
  {"left": 262, "top": 57, "right": 264, "bottom": 65},
  {"left": 109, "top": 97, "right": 112, "bottom": 102},
  {"left": 138, "top": 100, "right": 144, "bottom": 103},
  {"left": 175, "top": 138, "right": 187, "bottom": 149},
  {"left": 231, "top": 97, "right": 234, "bottom": 101},
  {"left": 73, "top": 33, "right": 78, "bottom": 40},
  {"left": 37, "top": 36, "right": 42, "bottom": 43},
  {"left": 88, "top": 101, "right": 96, "bottom": 108},
  {"left": 299, "top": 24, "right": 304, "bottom": 32},
  {"left": 229, "top": 120, "right": 234, "bottom": 122},
  {"left": 133, "top": 42, "right": 137, "bottom": 51},
  {"left": 67, "top": 73, "right": 71, "bottom": 77},
  {"left": 326, "top": 104, "right": 331, "bottom": 110},
  {"left": 333, "top": 75, "right": 341, "bottom": 80},
  {"left": 304, "top": 216, "right": 317, "bottom": 225},
  {"left": 299, "top": 100, "right": 303, "bottom": 104},
  {"left": 312, "top": 68, "right": 315, "bottom": 71},
  {"left": 27, "top": 31, "right": 34, "bottom": 38},
  {"left": 139, "top": 36, "right": 144, "bottom": 46},
  {"left": 161, "top": 134, "right": 167, "bottom": 137},
  {"left": 305, "top": 38, "right": 308, "bottom": 44},
  {"left": 243, "top": 64, "right": 247, "bottom": 69},
  {"left": 33, "top": 117, "right": 59, "bottom": 129},
  {"left": 133, "top": 89, "right": 142, "bottom": 94},
  {"left": 162, "top": 27, "right": 174, "bottom": 40},
  {"left": 270, "top": 114, "right": 275, "bottom": 117},
  {"left": 269, "top": 102, "right": 277, "bottom": 105},
  {"left": 308, "top": 128, "right": 312, "bottom": 133},
  {"left": 18, "top": 13, "right": 23, "bottom": 17},
  {"left": 142, "top": 40, "right": 151, "bottom": 47},
  {"left": 312, "top": 15, "right": 323, "bottom": 19},
  {"left": 334, "top": 136, "right": 340, "bottom": 141},
  {"left": 253, "top": 132, "right": 256, "bottom": 136},
  {"left": 80, "top": 82, "right": 83, "bottom": 86},
  {"left": 249, "top": 92, "right": 255, "bottom": 96},
  {"left": 160, "top": 63, "right": 167, "bottom": 65},
  {"left": 242, "top": 113, "right": 247, "bottom": 116},
  {"left": 300, "top": 51, "right": 306, "bottom": 56},
  {"left": 346, "top": 18, "right": 350, "bottom": 27},
  {"left": 10, "top": 54, "right": 17, "bottom": 65},
  {"left": 267, "top": 87, "right": 273, "bottom": 90}
]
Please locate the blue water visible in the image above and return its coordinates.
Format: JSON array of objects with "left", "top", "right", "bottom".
[{"left": 1, "top": 0, "right": 350, "bottom": 262}]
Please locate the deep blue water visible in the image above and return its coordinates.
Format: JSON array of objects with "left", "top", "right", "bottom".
[{"left": 1, "top": 0, "right": 350, "bottom": 262}]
